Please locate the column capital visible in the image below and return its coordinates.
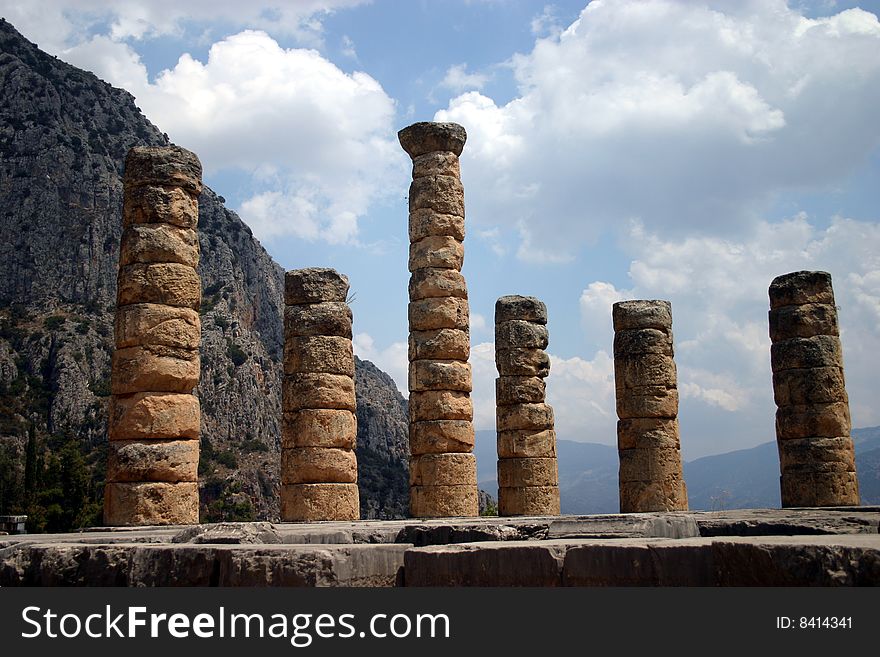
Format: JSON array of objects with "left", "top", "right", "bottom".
[{"left": 398, "top": 121, "right": 467, "bottom": 158}]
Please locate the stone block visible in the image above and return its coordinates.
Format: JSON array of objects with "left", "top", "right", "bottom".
[
  {"left": 408, "top": 268, "right": 467, "bottom": 300},
  {"left": 495, "top": 375, "right": 546, "bottom": 406},
  {"left": 125, "top": 145, "right": 202, "bottom": 194},
  {"left": 778, "top": 436, "right": 856, "bottom": 473},
  {"left": 104, "top": 481, "right": 199, "bottom": 526},
  {"left": 619, "top": 477, "right": 688, "bottom": 513},
  {"left": 115, "top": 303, "right": 200, "bottom": 350},
  {"left": 107, "top": 439, "right": 199, "bottom": 483},
  {"left": 616, "top": 385, "right": 678, "bottom": 419},
  {"left": 613, "top": 328, "right": 673, "bottom": 357},
  {"left": 409, "top": 420, "right": 475, "bottom": 454},
  {"left": 281, "top": 409, "right": 357, "bottom": 450},
  {"left": 780, "top": 471, "right": 860, "bottom": 507},
  {"left": 496, "top": 402, "right": 554, "bottom": 432},
  {"left": 497, "top": 457, "right": 558, "bottom": 487},
  {"left": 408, "top": 235, "right": 464, "bottom": 271},
  {"left": 412, "top": 151, "right": 460, "bottom": 179},
  {"left": 408, "top": 297, "right": 469, "bottom": 331},
  {"left": 283, "top": 335, "right": 354, "bottom": 376},
  {"left": 120, "top": 223, "right": 199, "bottom": 268},
  {"left": 409, "top": 328, "right": 470, "bottom": 360},
  {"left": 769, "top": 270, "right": 835, "bottom": 309},
  {"left": 409, "top": 453, "right": 476, "bottom": 487},
  {"left": 617, "top": 418, "right": 680, "bottom": 450},
  {"left": 284, "top": 268, "right": 349, "bottom": 305},
  {"left": 618, "top": 447, "right": 684, "bottom": 483},
  {"left": 769, "top": 303, "right": 839, "bottom": 341},
  {"left": 409, "top": 208, "right": 466, "bottom": 242},
  {"left": 409, "top": 390, "right": 473, "bottom": 422},
  {"left": 614, "top": 353, "right": 677, "bottom": 389},
  {"left": 497, "top": 429, "right": 557, "bottom": 458},
  {"left": 495, "top": 320, "right": 549, "bottom": 350},
  {"left": 776, "top": 402, "right": 851, "bottom": 440},
  {"left": 770, "top": 335, "right": 843, "bottom": 372},
  {"left": 403, "top": 541, "right": 565, "bottom": 586},
  {"left": 408, "top": 176, "right": 464, "bottom": 216},
  {"left": 409, "top": 484, "right": 478, "bottom": 518},
  {"left": 409, "top": 359, "right": 472, "bottom": 392},
  {"left": 772, "top": 366, "right": 847, "bottom": 407},
  {"left": 282, "top": 373, "right": 356, "bottom": 412},
  {"left": 498, "top": 486, "right": 561, "bottom": 516},
  {"left": 495, "top": 295, "right": 547, "bottom": 325},
  {"left": 284, "top": 302, "right": 353, "bottom": 339},
  {"left": 281, "top": 483, "right": 360, "bottom": 521},
  {"left": 495, "top": 348, "right": 550, "bottom": 377},
  {"left": 612, "top": 300, "right": 672, "bottom": 332},
  {"left": 398, "top": 121, "right": 467, "bottom": 158},
  {"left": 123, "top": 185, "right": 199, "bottom": 229},
  {"left": 117, "top": 263, "right": 201, "bottom": 309},
  {"left": 109, "top": 392, "right": 200, "bottom": 441},
  {"left": 282, "top": 447, "right": 358, "bottom": 484},
  {"left": 111, "top": 345, "right": 199, "bottom": 395}
]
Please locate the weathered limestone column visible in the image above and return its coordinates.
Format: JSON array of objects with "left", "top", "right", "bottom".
[
  {"left": 282, "top": 268, "right": 359, "bottom": 521},
  {"left": 105, "top": 146, "right": 202, "bottom": 526},
  {"left": 399, "top": 121, "right": 478, "bottom": 517},
  {"left": 613, "top": 300, "right": 688, "bottom": 512},
  {"left": 494, "top": 296, "right": 560, "bottom": 516},
  {"left": 769, "top": 271, "right": 859, "bottom": 507}
]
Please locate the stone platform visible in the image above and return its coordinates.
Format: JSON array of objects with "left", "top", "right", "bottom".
[{"left": 1, "top": 508, "right": 878, "bottom": 586}]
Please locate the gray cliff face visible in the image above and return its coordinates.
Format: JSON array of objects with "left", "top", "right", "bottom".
[{"left": 0, "top": 19, "right": 408, "bottom": 524}]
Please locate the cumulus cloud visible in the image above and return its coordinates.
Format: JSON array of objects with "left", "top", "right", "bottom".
[
  {"left": 436, "top": 0, "right": 880, "bottom": 260},
  {"left": 578, "top": 214, "right": 880, "bottom": 457},
  {"left": 64, "top": 30, "right": 405, "bottom": 245},
  {"left": 353, "top": 333, "right": 408, "bottom": 396},
  {"left": 441, "top": 64, "right": 490, "bottom": 93}
]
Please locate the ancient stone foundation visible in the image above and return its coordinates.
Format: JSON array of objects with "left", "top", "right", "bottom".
[
  {"left": 399, "top": 122, "right": 477, "bottom": 518},
  {"left": 105, "top": 146, "right": 203, "bottom": 526},
  {"left": 282, "top": 268, "right": 359, "bottom": 521},
  {"left": 769, "top": 271, "right": 859, "bottom": 507},
  {"left": 613, "top": 300, "right": 688, "bottom": 513},
  {"left": 494, "top": 296, "right": 560, "bottom": 515}
]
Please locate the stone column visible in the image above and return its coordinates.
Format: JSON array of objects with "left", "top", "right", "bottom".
[
  {"left": 399, "top": 122, "right": 478, "bottom": 517},
  {"left": 769, "top": 271, "right": 859, "bottom": 507},
  {"left": 613, "top": 300, "right": 688, "bottom": 512},
  {"left": 105, "top": 146, "right": 203, "bottom": 526},
  {"left": 494, "top": 296, "right": 560, "bottom": 516},
  {"left": 282, "top": 268, "right": 359, "bottom": 521}
]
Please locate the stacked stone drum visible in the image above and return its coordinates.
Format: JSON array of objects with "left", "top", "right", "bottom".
[
  {"left": 494, "top": 296, "right": 560, "bottom": 516},
  {"left": 105, "top": 146, "right": 203, "bottom": 526},
  {"left": 769, "top": 271, "right": 859, "bottom": 507},
  {"left": 399, "top": 121, "right": 478, "bottom": 518},
  {"left": 612, "top": 300, "right": 688, "bottom": 513},
  {"left": 282, "top": 268, "right": 359, "bottom": 521}
]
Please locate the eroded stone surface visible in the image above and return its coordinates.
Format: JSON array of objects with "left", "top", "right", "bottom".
[
  {"left": 284, "top": 268, "right": 349, "bottom": 305},
  {"left": 281, "top": 483, "right": 360, "bottom": 522},
  {"left": 104, "top": 482, "right": 199, "bottom": 526},
  {"left": 109, "top": 392, "right": 200, "bottom": 441}
]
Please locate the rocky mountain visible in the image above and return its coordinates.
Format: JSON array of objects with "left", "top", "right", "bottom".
[
  {"left": 476, "top": 427, "right": 880, "bottom": 513},
  {"left": 0, "top": 18, "right": 408, "bottom": 529}
]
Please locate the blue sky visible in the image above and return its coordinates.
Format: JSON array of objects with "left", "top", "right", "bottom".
[{"left": 4, "top": 0, "right": 879, "bottom": 458}]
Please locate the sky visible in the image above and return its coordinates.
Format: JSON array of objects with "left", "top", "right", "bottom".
[{"left": 3, "top": 0, "right": 879, "bottom": 459}]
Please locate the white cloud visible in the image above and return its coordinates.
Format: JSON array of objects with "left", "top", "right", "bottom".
[
  {"left": 441, "top": 63, "right": 490, "bottom": 93},
  {"left": 578, "top": 214, "right": 880, "bottom": 457},
  {"left": 63, "top": 30, "right": 405, "bottom": 245},
  {"left": 436, "top": 0, "right": 880, "bottom": 260},
  {"left": 0, "top": 0, "right": 367, "bottom": 52}
]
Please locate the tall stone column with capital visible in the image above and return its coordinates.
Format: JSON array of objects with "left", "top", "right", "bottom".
[
  {"left": 769, "top": 271, "right": 859, "bottom": 507},
  {"left": 399, "top": 122, "right": 478, "bottom": 517},
  {"left": 281, "top": 268, "right": 360, "bottom": 521},
  {"left": 105, "top": 146, "right": 203, "bottom": 526},
  {"left": 494, "top": 295, "right": 560, "bottom": 515},
  {"left": 613, "top": 300, "right": 688, "bottom": 513}
]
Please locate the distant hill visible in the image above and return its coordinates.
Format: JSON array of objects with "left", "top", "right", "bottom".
[{"left": 476, "top": 427, "right": 880, "bottom": 513}]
